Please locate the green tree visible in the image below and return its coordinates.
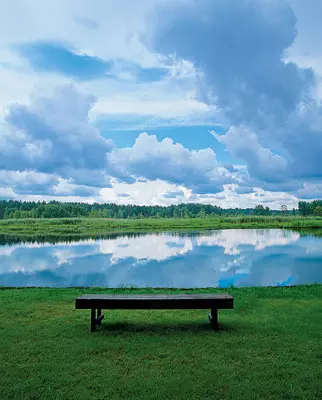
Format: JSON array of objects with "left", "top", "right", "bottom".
[
  {"left": 255, "top": 205, "right": 265, "bottom": 215},
  {"left": 281, "top": 205, "right": 288, "bottom": 215},
  {"left": 314, "top": 205, "right": 322, "bottom": 216}
]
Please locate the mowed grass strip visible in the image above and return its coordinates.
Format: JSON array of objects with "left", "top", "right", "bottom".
[{"left": 0, "top": 285, "right": 322, "bottom": 400}]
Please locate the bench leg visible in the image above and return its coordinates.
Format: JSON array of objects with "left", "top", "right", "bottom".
[
  {"left": 90, "top": 309, "right": 96, "bottom": 333},
  {"left": 96, "top": 308, "right": 104, "bottom": 325},
  {"left": 89, "top": 309, "right": 105, "bottom": 332},
  {"left": 208, "top": 308, "right": 219, "bottom": 330}
]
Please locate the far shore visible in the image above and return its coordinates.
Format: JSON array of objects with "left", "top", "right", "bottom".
[{"left": 1, "top": 216, "right": 322, "bottom": 241}]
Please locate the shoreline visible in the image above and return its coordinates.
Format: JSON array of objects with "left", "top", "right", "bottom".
[{"left": 1, "top": 216, "right": 322, "bottom": 240}]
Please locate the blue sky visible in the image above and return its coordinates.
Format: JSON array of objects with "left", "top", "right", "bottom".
[
  {"left": 18, "top": 41, "right": 113, "bottom": 80},
  {"left": 1, "top": 0, "right": 322, "bottom": 208},
  {"left": 98, "top": 124, "right": 236, "bottom": 162}
]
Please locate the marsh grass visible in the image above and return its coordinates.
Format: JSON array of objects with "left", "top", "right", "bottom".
[
  {"left": 1, "top": 216, "right": 322, "bottom": 242},
  {"left": 0, "top": 285, "right": 322, "bottom": 399}
]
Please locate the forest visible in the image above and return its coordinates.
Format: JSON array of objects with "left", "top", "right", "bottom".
[
  {"left": 0, "top": 200, "right": 300, "bottom": 219},
  {"left": 298, "top": 200, "right": 322, "bottom": 216}
]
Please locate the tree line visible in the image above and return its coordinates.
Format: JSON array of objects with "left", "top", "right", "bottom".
[
  {"left": 0, "top": 200, "right": 298, "bottom": 219},
  {"left": 298, "top": 201, "right": 322, "bottom": 216}
]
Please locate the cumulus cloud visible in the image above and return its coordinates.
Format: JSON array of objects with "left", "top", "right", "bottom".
[
  {"left": 0, "top": 170, "right": 102, "bottom": 197},
  {"left": 107, "top": 132, "right": 235, "bottom": 194},
  {"left": 234, "top": 186, "right": 255, "bottom": 195},
  {"left": 145, "top": 0, "right": 322, "bottom": 190},
  {"left": 0, "top": 170, "right": 58, "bottom": 195},
  {"left": 294, "top": 183, "right": 322, "bottom": 200},
  {"left": 51, "top": 180, "right": 100, "bottom": 197},
  {"left": 230, "top": 162, "right": 302, "bottom": 197},
  {"left": 163, "top": 190, "right": 185, "bottom": 199},
  {"left": 146, "top": 0, "right": 314, "bottom": 125},
  {"left": 0, "top": 84, "right": 234, "bottom": 198},
  {"left": 0, "top": 186, "right": 16, "bottom": 199},
  {"left": 2, "top": 0, "right": 322, "bottom": 204},
  {"left": 212, "top": 127, "right": 289, "bottom": 183},
  {"left": 1, "top": 85, "right": 114, "bottom": 188}
]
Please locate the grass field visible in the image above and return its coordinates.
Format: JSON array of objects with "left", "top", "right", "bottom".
[
  {"left": 1, "top": 285, "right": 321, "bottom": 400},
  {"left": 1, "top": 216, "right": 322, "bottom": 241}
]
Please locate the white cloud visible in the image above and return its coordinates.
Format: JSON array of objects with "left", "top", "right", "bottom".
[
  {"left": 1, "top": 0, "right": 322, "bottom": 205},
  {"left": 107, "top": 132, "right": 234, "bottom": 194},
  {"left": 212, "top": 126, "right": 289, "bottom": 184},
  {"left": 195, "top": 229, "right": 300, "bottom": 254},
  {"left": 0, "top": 229, "right": 300, "bottom": 274},
  {"left": 287, "top": 0, "right": 322, "bottom": 78},
  {"left": 1, "top": 85, "right": 114, "bottom": 188},
  {"left": 145, "top": 0, "right": 322, "bottom": 197},
  {"left": 0, "top": 186, "right": 16, "bottom": 199},
  {"left": 295, "top": 183, "right": 322, "bottom": 200},
  {"left": 0, "top": 170, "right": 58, "bottom": 195},
  {"left": 99, "top": 234, "right": 193, "bottom": 263},
  {"left": 100, "top": 179, "right": 192, "bottom": 206},
  {"left": 0, "top": 0, "right": 204, "bottom": 123},
  {"left": 90, "top": 95, "right": 209, "bottom": 120},
  {"left": 51, "top": 180, "right": 100, "bottom": 197},
  {"left": 0, "top": 0, "right": 155, "bottom": 62}
]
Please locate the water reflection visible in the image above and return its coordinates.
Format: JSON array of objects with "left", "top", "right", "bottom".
[{"left": 0, "top": 229, "right": 321, "bottom": 288}]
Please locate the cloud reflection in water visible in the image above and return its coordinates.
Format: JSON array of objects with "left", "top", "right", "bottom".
[{"left": 0, "top": 229, "right": 321, "bottom": 288}]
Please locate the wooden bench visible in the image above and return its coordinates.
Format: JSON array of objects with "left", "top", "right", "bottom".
[{"left": 75, "top": 294, "right": 234, "bottom": 332}]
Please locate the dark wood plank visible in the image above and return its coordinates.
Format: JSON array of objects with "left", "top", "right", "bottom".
[
  {"left": 77, "top": 294, "right": 233, "bottom": 300},
  {"left": 76, "top": 293, "right": 234, "bottom": 310}
]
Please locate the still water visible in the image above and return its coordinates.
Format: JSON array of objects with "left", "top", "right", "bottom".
[{"left": 0, "top": 229, "right": 321, "bottom": 288}]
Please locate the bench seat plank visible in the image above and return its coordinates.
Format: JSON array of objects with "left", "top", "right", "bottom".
[{"left": 75, "top": 293, "right": 234, "bottom": 310}]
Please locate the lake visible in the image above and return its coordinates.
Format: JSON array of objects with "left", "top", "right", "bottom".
[{"left": 0, "top": 229, "right": 321, "bottom": 288}]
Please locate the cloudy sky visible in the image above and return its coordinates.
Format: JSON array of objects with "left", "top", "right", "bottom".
[{"left": 1, "top": 0, "right": 322, "bottom": 209}]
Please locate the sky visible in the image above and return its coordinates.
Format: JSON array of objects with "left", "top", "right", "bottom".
[{"left": 1, "top": 0, "right": 322, "bottom": 209}]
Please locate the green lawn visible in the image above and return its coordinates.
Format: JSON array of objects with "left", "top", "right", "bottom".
[
  {"left": 1, "top": 216, "right": 322, "bottom": 241},
  {"left": 1, "top": 285, "right": 321, "bottom": 400}
]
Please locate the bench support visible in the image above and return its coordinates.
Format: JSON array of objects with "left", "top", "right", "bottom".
[
  {"left": 89, "top": 309, "right": 219, "bottom": 332},
  {"left": 77, "top": 294, "right": 234, "bottom": 333},
  {"left": 89, "top": 309, "right": 105, "bottom": 332},
  {"left": 97, "top": 309, "right": 103, "bottom": 325},
  {"left": 208, "top": 308, "right": 219, "bottom": 330}
]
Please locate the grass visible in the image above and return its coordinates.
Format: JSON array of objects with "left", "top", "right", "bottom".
[
  {"left": 0, "top": 285, "right": 321, "bottom": 400},
  {"left": 1, "top": 216, "right": 322, "bottom": 241}
]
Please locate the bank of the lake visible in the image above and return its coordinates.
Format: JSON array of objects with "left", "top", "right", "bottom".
[
  {"left": 1, "top": 216, "right": 322, "bottom": 240},
  {"left": 0, "top": 285, "right": 321, "bottom": 400}
]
